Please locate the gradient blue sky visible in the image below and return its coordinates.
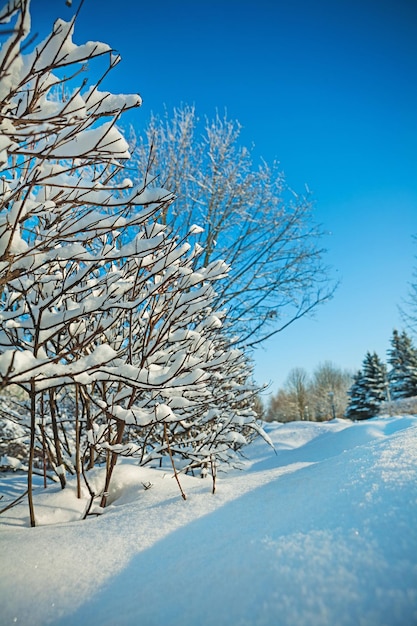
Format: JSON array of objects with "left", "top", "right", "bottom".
[{"left": 31, "top": 0, "right": 417, "bottom": 393}]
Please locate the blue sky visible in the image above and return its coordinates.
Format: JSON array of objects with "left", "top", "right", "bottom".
[{"left": 31, "top": 0, "right": 417, "bottom": 393}]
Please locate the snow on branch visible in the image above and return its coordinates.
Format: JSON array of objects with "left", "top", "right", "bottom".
[{"left": 0, "top": 0, "right": 267, "bottom": 524}]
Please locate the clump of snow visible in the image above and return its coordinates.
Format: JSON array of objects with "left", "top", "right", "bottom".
[
  {"left": 0, "top": 415, "right": 416, "bottom": 626},
  {"left": 0, "top": 454, "right": 22, "bottom": 470}
]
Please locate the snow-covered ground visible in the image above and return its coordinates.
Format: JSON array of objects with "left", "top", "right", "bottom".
[{"left": 1, "top": 415, "right": 416, "bottom": 626}]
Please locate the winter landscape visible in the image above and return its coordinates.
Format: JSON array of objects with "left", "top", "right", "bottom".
[
  {"left": 1, "top": 1, "right": 417, "bottom": 625},
  {"left": 1, "top": 413, "right": 416, "bottom": 626}
]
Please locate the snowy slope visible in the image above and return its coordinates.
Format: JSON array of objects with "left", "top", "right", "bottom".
[{"left": 0, "top": 416, "right": 416, "bottom": 626}]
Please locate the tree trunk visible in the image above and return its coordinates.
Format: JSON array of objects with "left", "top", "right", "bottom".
[
  {"left": 27, "top": 380, "right": 37, "bottom": 527},
  {"left": 49, "top": 389, "right": 66, "bottom": 489}
]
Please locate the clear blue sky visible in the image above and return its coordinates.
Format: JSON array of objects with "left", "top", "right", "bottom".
[{"left": 31, "top": 0, "right": 417, "bottom": 393}]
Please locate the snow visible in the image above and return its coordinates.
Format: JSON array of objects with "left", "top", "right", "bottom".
[
  {"left": 84, "top": 87, "right": 142, "bottom": 114},
  {"left": 0, "top": 344, "right": 118, "bottom": 388},
  {"left": 28, "top": 18, "right": 112, "bottom": 70},
  {"left": 1, "top": 415, "right": 416, "bottom": 626},
  {"left": 33, "top": 122, "right": 131, "bottom": 160}
]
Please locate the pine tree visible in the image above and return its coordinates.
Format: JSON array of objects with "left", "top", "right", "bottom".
[
  {"left": 344, "top": 371, "right": 368, "bottom": 421},
  {"left": 345, "top": 352, "right": 387, "bottom": 420},
  {"left": 387, "top": 330, "right": 417, "bottom": 399}
]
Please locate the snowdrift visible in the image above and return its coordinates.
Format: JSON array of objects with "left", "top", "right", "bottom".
[{"left": 1, "top": 415, "right": 416, "bottom": 626}]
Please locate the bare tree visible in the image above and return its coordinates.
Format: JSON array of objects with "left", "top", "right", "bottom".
[
  {"left": 309, "top": 361, "right": 352, "bottom": 421},
  {"left": 129, "top": 105, "right": 335, "bottom": 349},
  {"left": 265, "top": 388, "right": 296, "bottom": 423},
  {"left": 401, "top": 239, "right": 417, "bottom": 336},
  {"left": 0, "top": 1, "right": 269, "bottom": 524},
  {"left": 284, "top": 367, "right": 311, "bottom": 420},
  {"left": 264, "top": 367, "right": 311, "bottom": 422},
  {"left": 266, "top": 361, "right": 352, "bottom": 422}
]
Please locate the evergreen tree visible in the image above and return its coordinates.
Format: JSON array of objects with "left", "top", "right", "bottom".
[
  {"left": 387, "top": 330, "right": 417, "bottom": 399},
  {"left": 345, "top": 352, "right": 387, "bottom": 420},
  {"left": 344, "top": 371, "right": 367, "bottom": 421}
]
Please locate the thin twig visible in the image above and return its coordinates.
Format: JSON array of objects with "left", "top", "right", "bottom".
[
  {"left": 164, "top": 423, "right": 186, "bottom": 500},
  {"left": 0, "top": 489, "right": 28, "bottom": 515}
]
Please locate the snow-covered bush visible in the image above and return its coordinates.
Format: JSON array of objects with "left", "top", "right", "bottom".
[
  {"left": 0, "top": 396, "right": 28, "bottom": 469},
  {"left": 0, "top": 0, "right": 266, "bottom": 525},
  {"left": 379, "top": 395, "right": 417, "bottom": 416}
]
